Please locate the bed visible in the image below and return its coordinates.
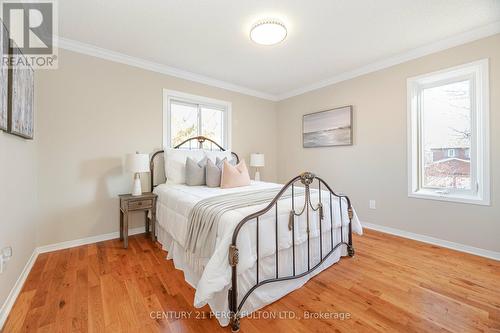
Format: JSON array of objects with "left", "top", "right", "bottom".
[{"left": 150, "top": 136, "right": 362, "bottom": 332}]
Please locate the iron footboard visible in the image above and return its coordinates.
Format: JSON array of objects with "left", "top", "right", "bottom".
[{"left": 227, "top": 172, "right": 355, "bottom": 332}]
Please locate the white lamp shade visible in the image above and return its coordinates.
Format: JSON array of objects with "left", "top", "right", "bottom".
[
  {"left": 250, "top": 153, "right": 265, "bottom": 167},
  {"left": 126, "top": 153, "right": 150, "bottom": 173}
]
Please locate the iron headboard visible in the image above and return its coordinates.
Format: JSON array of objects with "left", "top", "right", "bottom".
[{"left": 149, "top": 136, "right": 239, "bottom": 192}]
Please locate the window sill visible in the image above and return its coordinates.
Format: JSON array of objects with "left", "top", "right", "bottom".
[{"left": 408, "top": 189, "right": 490, "bottom": 206}]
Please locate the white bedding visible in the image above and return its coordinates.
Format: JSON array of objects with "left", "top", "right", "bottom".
[{"left": 154, "top": 180, "right": 362, "bottom": 326}]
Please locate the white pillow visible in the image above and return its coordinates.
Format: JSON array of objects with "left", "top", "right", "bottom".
[
  {"left": 164, "top": 149, "right": 204, "bottom": 183},
  {"left": 204, "top": 150, "right": 233, "bottom": 163}
]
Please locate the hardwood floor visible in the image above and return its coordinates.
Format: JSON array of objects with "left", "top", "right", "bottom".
[{"left": 3, "top": 229, "right": 499, "bottom": 332}]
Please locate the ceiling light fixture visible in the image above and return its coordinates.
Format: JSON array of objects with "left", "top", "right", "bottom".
[{"left": 250, "top": 19, "right": 287, "bottom": 46}]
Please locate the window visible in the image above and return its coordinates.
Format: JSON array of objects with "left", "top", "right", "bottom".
[
  {"left": 163, "top": 90, "right": 231, "bottom": 148},
  {"left": 407, "top": 60, "right": 489, "bottom": 205}
]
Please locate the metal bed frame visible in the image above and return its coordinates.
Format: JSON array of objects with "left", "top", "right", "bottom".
[
  {"left": 149, "top": 136, "right": 239, "bottom": 191},
  {"left": 149, "top": 136, "right": 355, "bottom": 332}
]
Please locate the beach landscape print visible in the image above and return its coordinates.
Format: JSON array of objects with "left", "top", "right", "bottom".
[
  {"left": 303, "top": 106, "right": 353, "bottom": 147},
  {"left": 9, "top": 46, "right": 35, "bottom": 139},
  {"left": 0, "top": 22, "right": 8, "bottom": 131}
]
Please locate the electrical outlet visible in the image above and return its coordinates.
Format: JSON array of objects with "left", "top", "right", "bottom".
[
  {"left": 0, "top": 247, "right": 13, "bottom": 274},
  {"left": 2, "top": 246, "right": 12, "bottom": 259},
  {"left": 369, "top": 200, "right": 376, "bottom": 209}
]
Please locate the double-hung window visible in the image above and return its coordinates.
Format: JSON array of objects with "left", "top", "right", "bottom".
[
  {"left": 407, "top": 60, "right": 490, "bottom": 205},
  {"left": 163, "top": 90, "right": 231, "bottom": 149}
]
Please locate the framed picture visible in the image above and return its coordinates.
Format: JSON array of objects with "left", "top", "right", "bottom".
[
  {"left": 0, "top": 22, "right": 8, "bottom": 131},
  {"left": 303, "top": 105, "right": 353, "bottom": 148},
  {"left": 8, "top": 45, "right": 34, "bottom": 139}
]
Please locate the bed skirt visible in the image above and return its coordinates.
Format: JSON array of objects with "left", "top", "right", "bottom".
[{"left": 156, "top": 222, "right": 349, "bottom": 327}]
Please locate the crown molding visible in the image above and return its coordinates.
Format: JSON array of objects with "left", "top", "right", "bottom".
[
  {"left": 276, "top": 21, "right": 500, "bottom": 100},
  {"left": 55, "top": 21, "right": 500, "bottom": 102},
  {"left": 56, "top": 37, "right": 278, "bottom": 101}
]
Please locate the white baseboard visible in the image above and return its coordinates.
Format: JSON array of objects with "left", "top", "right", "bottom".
[
  {"left": 362, "top": 222, "right": 500, "bottom": 261},
  {"left": 37, "top": 227, "right": 145, "bottom": 253},
  {"left": 0, "top": 250, "right": 38, "bottom": 330},
  {"left": 0, "top": 226, "right": 146, "bottom": 329}
]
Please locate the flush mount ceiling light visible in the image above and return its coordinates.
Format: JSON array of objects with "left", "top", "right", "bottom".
[{"left": 250, "top": 19, "right": 287, "bottom": 45}]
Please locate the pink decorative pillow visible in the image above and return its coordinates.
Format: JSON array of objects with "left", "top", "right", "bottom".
[{"left": 220, "top": 160, "right": 251, "bottom": 188}]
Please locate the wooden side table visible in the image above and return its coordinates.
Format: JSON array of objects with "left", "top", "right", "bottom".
[{"left": 119, "top": 192, "right": 158, "bottom": 248}]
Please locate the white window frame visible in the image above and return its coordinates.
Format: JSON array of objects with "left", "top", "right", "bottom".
[
  {"left": 447, "top": 149, "right": 456, "bottom": 158},
  {"left": 163, "top": 89, "right": 232, "bottom": 149},
  {"left": 407, "top": 59, "right": 490, "bottom": 205}
]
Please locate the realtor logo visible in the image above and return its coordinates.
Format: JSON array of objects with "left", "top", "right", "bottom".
[{"left": 1, "top": 0, "right": 58, "bottom": 68}]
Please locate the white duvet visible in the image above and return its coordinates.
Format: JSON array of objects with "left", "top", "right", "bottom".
[{"left": 154, "top": 181, "right": 362, "bottom": 311}]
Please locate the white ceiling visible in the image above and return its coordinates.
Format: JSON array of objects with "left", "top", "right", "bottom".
[{"left": 58, "top": 0, "right": 500, "bottom": 100}]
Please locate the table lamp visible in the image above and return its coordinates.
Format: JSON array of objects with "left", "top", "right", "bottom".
[
  {"left": 126, "top": 152, "right": 150, "bottom": 196},
  {"left": 250, "top": 153, "right": 265, "bottom": 181}
]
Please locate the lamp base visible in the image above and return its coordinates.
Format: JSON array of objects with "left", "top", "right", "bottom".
[
  {"left": 132, "top": 173, "right": 142, "bottom": 196},
  {"left": 254, "top": 170, "right": 261, "bottom": 182}
]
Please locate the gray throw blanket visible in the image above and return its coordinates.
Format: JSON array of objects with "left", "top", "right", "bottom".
[{"left": 185, "top": 187, "right": 300, "bottom": 260}]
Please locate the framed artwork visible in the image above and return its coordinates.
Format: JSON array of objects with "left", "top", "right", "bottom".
[
  {"left": 8, "top": 45, "right": 34, "bottom": 139},
  {"left": 303, "top": 105, "right": 353, "bottom": 148},
  {"left": 0, "top": 22, "right": 8, "bottom": 131}
]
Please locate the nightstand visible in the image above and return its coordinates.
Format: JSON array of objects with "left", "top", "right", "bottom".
[{"left": 119, "top": 192, "right": 158, "bottom": 248}]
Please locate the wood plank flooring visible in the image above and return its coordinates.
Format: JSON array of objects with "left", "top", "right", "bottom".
[{"left": 3, "top": 229, "right": 499, "bottom": 332}]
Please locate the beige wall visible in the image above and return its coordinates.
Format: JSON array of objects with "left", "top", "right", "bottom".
[
  {"left": 0, "top": 132, "right": 37, "bottom": 314},
  {"left": 1, "top": 33, "right": 499, "bottom": 317},
  {"left": 35, "top": 49, "right": 278, "bottom": 246},
  {"left": 30, "top": 34, "right": 500, "bottom": 252},
  {"left": 277, "top": 34, "right": 500, "bottom": 252}
]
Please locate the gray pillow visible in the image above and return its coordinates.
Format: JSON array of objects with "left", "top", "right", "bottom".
[
  {"left": 206, "top": 157, "right": 238, "bottom": 187},
  {"left": 206, "top": 158, "right": 222, "bottom": 187},
  {"left": 217, "top": 156, "right": 237, "bottom": 166},
  {"left": 185, "top": 156, "right": 208, "bottom": 186}
]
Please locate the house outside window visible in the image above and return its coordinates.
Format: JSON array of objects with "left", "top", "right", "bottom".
[{"left": 407, "top": 60, "right": 490, "bottom": 205}]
